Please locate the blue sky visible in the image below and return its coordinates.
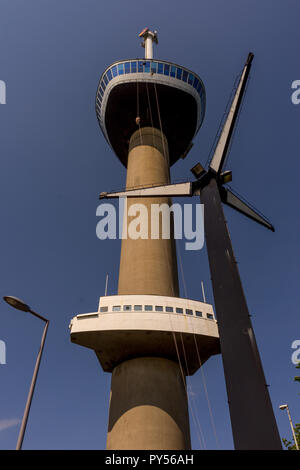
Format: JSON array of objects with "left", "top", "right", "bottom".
[{"left": 0, "top": 0, "right": 299, "bottom": 450}]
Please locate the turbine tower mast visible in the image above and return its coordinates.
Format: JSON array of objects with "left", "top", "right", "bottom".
[{"left": 70, "top": 29, "right": 220, "bottom": 449}]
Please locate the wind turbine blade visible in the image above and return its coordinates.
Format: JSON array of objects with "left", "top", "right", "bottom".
[
  {"left": 99, "top": 182, "right": 193, "bottom": 199},
  {"left": 209, "top": 53, "right": 254, "bottom": 175},
  {"left": 220, "top": 187, "right": 275, "bottom": 231}
]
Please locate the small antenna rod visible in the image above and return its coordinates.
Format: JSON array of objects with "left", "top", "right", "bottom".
[
  {"left": 105, "top": 273, "right": 109, "bottom": 296},
  {"left": 201, "top": 280, "right": 206, "bottom": 303}
]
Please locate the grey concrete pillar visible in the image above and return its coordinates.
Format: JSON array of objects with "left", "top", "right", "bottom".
[
  {"left": 107, "top": 128, "right": 190, "bottom": 450},
  {"left": 118, "top": 127, "right": 179, "bottom": 297},
  {"left": 106, "top": 357, "right": 191, "bottom": 450}
]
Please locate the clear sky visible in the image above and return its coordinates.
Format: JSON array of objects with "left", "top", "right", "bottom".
[{"left": 0, "top": 0, "right": 299, "bottom": 450}]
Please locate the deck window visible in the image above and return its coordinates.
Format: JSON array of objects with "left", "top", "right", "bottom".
[
  {"left": 170, "top": 65, "right": 176, "bottom": 77},
  {"left": 188, "top": 73, "right": 194, "bottom": 85},
  {"left": 100, "top": 306, "right": 108, "bottom": 312},
  {"left": 165, "top": 306, "right": 173, "bottom": 313},
  {"left": 134, "top": 305, "right": 142, "bottom": 311},
  {"left": 164, "top": 64, "right": 170, "bottom": 76},
  {"left": 144, "top": 61, "right": 150, "bottom": 73},
  {"left": 131, "top": 61, "right": 137, "bottom": 73},
  {"left": 151, "top": 62, "right": 157, "bottom": 73},
  {"left": 155, "top": 306, "right": 163, "bottom": 312},
  {"left": 186, "top": 309, "right": 193, "bottom": 316},
  {"left": 145, "top": 305, "right": 153, "bottom": 311},
  {"left": 112, "top": 305, "right": 121, "bottom": 311},
  {"left": 176, "top": 67, "right": 182, "bottom": 79},
  {"left": 176, "top": 307, "right": 183, "bottom": 314},
  {"left": 123, "top": 305, "right": 132, "bottom": 311},
  {"left": 157, "top": 62, "right": 164, "bottom": 74}
]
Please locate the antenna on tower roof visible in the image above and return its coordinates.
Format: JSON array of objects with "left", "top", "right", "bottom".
[{"left": 138, "top": 28, "right": 158, "bottom": 59}]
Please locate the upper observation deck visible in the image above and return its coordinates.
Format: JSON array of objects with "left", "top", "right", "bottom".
[{"left": 95, "top": 58, "right": 206, "bottom": 167}]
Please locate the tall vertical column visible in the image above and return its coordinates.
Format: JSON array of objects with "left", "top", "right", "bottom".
[
  {"left": 118, "top": 127, "right": 179, "bottom": 297},
  {"left": 106, "top": 127, "right": 191, "bottom": 450}
]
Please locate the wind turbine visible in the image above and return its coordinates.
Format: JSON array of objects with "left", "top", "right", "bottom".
[{"left": 100, "top": 53, "right": 282, "bottom": 449}]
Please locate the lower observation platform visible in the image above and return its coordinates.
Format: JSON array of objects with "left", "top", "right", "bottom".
[{"left": 69, "top": 295, "right": 220, "bottom": 375}]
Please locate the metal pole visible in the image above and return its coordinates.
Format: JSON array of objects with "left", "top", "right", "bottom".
[
  {"left": 105, "top": 273, "right": 109, "bottom": 296},
  {"left": 201, "top": 280, "right": 206, "bottom": 303},
  {"left": 286, "top": 405, "right": 299, "bottom": 450},
  {"left": 16, "top": 317, "right": 49, "bottom": 450},
  {"left": 200, "top": 177, "right": 282, "bottom": 449}
]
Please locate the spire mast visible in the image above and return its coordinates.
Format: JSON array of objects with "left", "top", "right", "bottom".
[{"left": 139, "top": 28, "right": 158, "bottom": 59}]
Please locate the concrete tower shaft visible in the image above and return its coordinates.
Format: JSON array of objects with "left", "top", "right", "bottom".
[
  {"left": 118, "top": 127, "right": 179, "bottom": 296},
  {"left": 107, "top": 357, "right": 191, "bottom": 450},
  {"left": 107, "top": 126, "right": 190, "bottom": 450}
]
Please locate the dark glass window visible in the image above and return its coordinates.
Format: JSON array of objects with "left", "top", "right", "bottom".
[
  {"left": 117, "top": 63, "right": 124, "bottom": 75},
  {"left": 157, "top": 62, "right": 164, "bottom": 74},
  {"left": 207, "top": 313, "right": 214, "bottom": 320},
  {"left": 166, "top": 306, "right": 173, "bottom": 313},
  {"left": 100, "top": 306, "right": 108, "bottom": 312},
  {"left": 144, "top": 61, "right": 150, "bottom": 73},
  {"left": 164, "top": 63, "right": 170, "bottom": 76},
  {"left": 176, "top": 307, "right": 183, "bottom": 314},
  {"left": 138, "top": 61, "right": 144, "bottom": 72},
  {"left": 151, "top": 61, "right": 157, "bottom": 73},
  {"left": 155, "top": 306, "right": 163, "bottom": 312},
  {"left": 131, "top": 61, "right": 137, "bottom": 73},
  {"left": 111, "top": 65, "right": 118, "bottom": 77},
  {"left": 123, "top": 305, "right": 132, "bottom": 311},
  {"left": 112, "top": 305, "right": 121, "bottom": 311},
  {"left": 195, "top": 311, "right": 202, "bottom": 317},
  {"left": 182, "top": 70, "right": 188, "bottom": 82},
  {"left": 145, "top": 305, "right": 153, "bottom": 311},
  {"left": 170, "top": 65, "right": 176, "bottom": 77},
  {"left": 193, "top": 77, "right": 199, "bottom": 89},
  {"left": 134, "top": 305, "right": 142, "bottom": 311},
  {"left": 186, "top": 309, "right": 193, "bottom": 316},
  {"left": 176, "top": 67, "right": 182, "bottom": 79},
  {"left": 124, "top": 62, "right": 130, "bottom": 74},
  {"left": 106, "top": 69, "right": 112, "bottom": 81},
  {"left": 188, "top": 73, "right": 194, "bottom": 85}
]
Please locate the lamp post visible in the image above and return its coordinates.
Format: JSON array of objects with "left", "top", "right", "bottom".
[
  {"left": 3, "top": 296, "right": 49, "bottom": 450},
  {"left": 279, "top": 404, "right": 299, "bottom": 450}
]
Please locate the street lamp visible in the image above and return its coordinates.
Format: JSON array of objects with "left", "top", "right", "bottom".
[
  {"left": 279, "top": 404, "right": 299, "bottom": 450},
  {"left": 3, "top": 296, "right": 49, "bottom": 450}
]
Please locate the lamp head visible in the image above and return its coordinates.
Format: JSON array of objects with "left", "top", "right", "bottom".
[
  {"left": 279, "top": 404, "right": 288, "bottom": 410},
  {"left": 3, "top": 296, "right": 31, "bottom": 312}
]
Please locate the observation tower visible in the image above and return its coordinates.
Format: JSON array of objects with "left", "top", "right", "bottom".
[{"left": 69, "top": 29, "right": 220, "bottom": 450}]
